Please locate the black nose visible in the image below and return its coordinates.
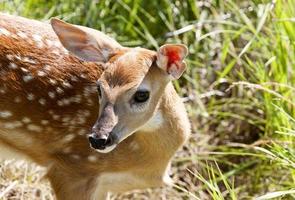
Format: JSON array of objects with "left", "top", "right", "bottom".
[{"left": 88, "top": 135, "right": 113, "bottom": 150}]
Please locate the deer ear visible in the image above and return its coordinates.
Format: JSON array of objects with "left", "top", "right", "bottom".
[
  {"left": 156, "top": 44, "right": 188, "bottom": 79},
  {"left": 51, "top": 18, "right": 121, "bottom": 62}
]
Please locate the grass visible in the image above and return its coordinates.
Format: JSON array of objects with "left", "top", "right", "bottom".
[{"left": 0, "top": 0, "right": 295, "bottom": 199}]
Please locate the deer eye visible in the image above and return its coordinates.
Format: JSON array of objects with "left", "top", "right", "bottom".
[{"left": 133, "top": 90, "right": 150, "bottom": 103}]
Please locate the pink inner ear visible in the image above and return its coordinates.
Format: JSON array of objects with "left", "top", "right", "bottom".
[{"left": 166, "top": 48, "right": 181, "bottom": 70}]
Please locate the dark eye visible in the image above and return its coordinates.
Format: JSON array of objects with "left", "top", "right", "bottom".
[{"left": 133, "top": 90, "right": 150, "bottom": 103}]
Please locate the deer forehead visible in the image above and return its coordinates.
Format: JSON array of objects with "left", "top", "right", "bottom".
[{"left": 101, "top": 49, "right": 154, "bottom": 89}]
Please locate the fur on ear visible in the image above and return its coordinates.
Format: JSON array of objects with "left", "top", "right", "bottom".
[
  {"left": 156, "top": 44, "right": 188, "bottom": 79},
  {"left": 51, "top": 18, "right": 121, "bottom": 62}
]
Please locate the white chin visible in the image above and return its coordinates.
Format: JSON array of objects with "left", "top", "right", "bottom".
[{"left": 95, "top": 144, "right": 117, "bottom": 153}]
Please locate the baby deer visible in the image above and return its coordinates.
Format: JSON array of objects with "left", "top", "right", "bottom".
[{"left": 0, "top": 13, "right": 191, "bottom": 200}]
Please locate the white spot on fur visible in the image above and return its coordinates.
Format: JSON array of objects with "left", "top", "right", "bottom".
[
  {"left": 45, "top": 39, "right": 54, "bottom": 47},
  {"left": 62, "top": 81, "right": 72, "bottom": 88},
  {"left": 56, "top": 87, "right": 64, "bottom": 94},
  {"left": 32, "top": 34, "right": 44, "bottom": 48},
  {"left": 70, "top": 76, "right": 78, "bottom": 82},
  {"left": 16, "top": 31, "right": 28, "bottom": 39},
  {"left": 27, "top": 93, "right": 35, "bottom": 101},
  {"left": 37, "top": 70, "right": 46, "bottom": 77},
  {"left": 44, "top": 65, "right": 52, "bottom": 71},
  {"left": 71, "top": 154, "right": 81, "bottom": 160},
  {"left": 23, "top": 75, "right": 33, "bottom": 82},
  {"left": 0, "top": 111, "right": 12, "bottom": 118},
  {"left": 48, "top": 91, "right": 56, "bottom": 99},
  {"left": 62, "top": 146, "right": 72, "bottom": 154},
  {"left": 88, "top": 155, "right": 98, "bottom": 163},
  {"left": 49, "top": 79, "right": 57, "bottom": 85},
  {"left": 22, "top": 117, "right": 31, "bottom": 124},
  {"left": 21, "top": 67, "right": 29, "bottom": 73},
  {"left": 38, "top": 98, "right": 46, "bottom": 105},
  {"left": 32, "top": 34, "right": 42, "bottom": 42},
  {"left": 14, "top": 97, "right": 21, "bottom": 103},
  {"left": 77, "top": 129, "right": 87, "bottom": 136},
  {"left": 0, "top": 27, "right": 10, "bottom": 36},
  {"left": 62, "top": 134, "right": 75, "bottom": 143},
  {"left": 8, "top": 62, "right": 17, "bottom": 69},
  {"left": 41, "top": 120, "right": 49, "bottom": 125},
  {"left": 129, "top": 141, "right": 140, "bottom": 151},
  {"left": 0, "top": 88, "right": 6, "bottom": 94},
  {"left": 3, "top": 121, "right": 23, "bottom": 129},
  {"left": 27, "top": 124, "right": 43, "bottom": 132},
  {"left": 23, "top": 57, "right": 36, "bottom": 64},
  {"left": 52, "top": 114, "right": 60, "bottom": 120},
  {"left": 6, "top": 54, "right": 14, "bottom": 61}
]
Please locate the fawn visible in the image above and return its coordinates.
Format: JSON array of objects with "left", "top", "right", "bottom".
[{"left": 0, "top": 13, "right": 191, "bottom": 200}]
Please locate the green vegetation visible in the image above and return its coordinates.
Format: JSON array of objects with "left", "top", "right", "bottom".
[{"left": 0, "top": 0, "right": 295, "bottom": 199}]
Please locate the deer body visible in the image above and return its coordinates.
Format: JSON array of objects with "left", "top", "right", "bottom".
[{"left": 0, "top": 14, "right": 190, "bottom": 200}]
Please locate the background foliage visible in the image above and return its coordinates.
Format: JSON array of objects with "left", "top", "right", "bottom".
[{"left": 0, "top": 0, "right": 295, "bottom": 199}]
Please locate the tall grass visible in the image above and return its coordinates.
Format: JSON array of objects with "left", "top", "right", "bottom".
[{"left": 0, "top": 0, "right": 295, "bottom": 199}]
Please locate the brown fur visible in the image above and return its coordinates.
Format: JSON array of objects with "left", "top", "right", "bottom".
[{"left": 0, "top": 14, "right": 190, "bottom": 200}]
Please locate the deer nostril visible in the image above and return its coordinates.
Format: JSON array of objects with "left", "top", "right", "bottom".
[{"left": 88, "top": 135, "right": 112, "bottom": 150}]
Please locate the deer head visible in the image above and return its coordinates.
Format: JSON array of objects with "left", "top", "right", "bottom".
[{"left": 51, "top": 19, "right": 188, "bottom": 153}]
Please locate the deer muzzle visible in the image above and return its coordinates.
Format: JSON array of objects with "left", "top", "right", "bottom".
[{"left": 89, "top": 103, "right": 118, "bottom": 151}]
